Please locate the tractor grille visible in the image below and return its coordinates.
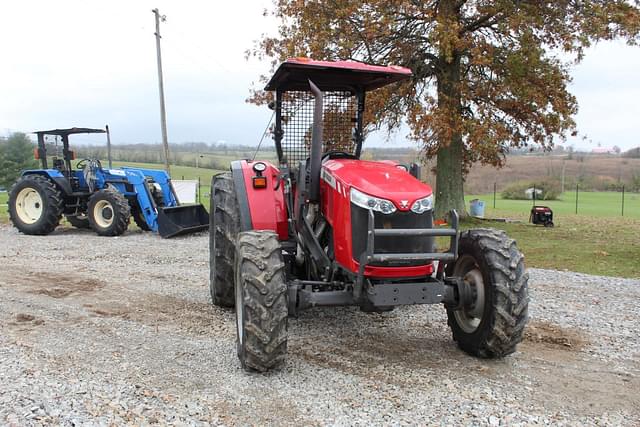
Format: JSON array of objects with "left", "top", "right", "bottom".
[
  {"left": 351, "top": 205, "right": 435, "bottom": 267},
  {"left": 280, "top": 91, "right": 357, "bottom": 165}
]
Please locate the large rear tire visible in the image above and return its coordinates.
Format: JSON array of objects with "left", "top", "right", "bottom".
[
  {"left": 87, "top": 188, "right": 130, "bottom": 236},
  {"left": 235, "top": 231, "right": 288, "bottom": 372},
  {"left": 209, "top": 172, "right": 240, "bottom": 308},
  {"left": 66, "top": 214, "right": 90, "bottom": 229},
  {"left": 446, "top": 228, "right": 528, "bottom": 358},
  {"left": 8, "top": 175, "right": 63, "bottom": 235}
]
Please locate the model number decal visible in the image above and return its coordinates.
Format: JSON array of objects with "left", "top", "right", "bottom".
[{"left": 321, "top": 169, "right": 336, "bottom": 189}]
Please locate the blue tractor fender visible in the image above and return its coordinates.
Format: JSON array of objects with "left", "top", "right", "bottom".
[{"left": 21, "top": 169, "right": 74, "bottom": 196}]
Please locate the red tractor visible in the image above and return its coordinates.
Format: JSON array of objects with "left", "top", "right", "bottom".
[{"left": 210, "top": 59, "right": 528, "bottom": 372}]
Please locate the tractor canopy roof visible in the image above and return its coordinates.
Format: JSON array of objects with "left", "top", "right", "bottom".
[
  {"left": 265, "top": 58, "right": 412, "bottom": 92},
  {"left": 34, "top": 127, "right": 106, "bottom": 136}
]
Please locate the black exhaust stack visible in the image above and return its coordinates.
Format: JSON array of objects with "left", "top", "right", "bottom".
[{"left": 308, "top": 79, "right": 323, "bottom": 202}]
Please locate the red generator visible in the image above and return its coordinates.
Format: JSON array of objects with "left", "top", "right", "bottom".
[{"left": 530, "top": 205, "right": 554, "bottom": 227}]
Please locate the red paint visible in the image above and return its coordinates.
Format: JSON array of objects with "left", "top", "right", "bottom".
[
  {"left": 321, "top": 159, "right": 435, "bottom": 278},
  {"left": 240, "top": 160, "right": 288, "bottom": 240},
  {"left": 323, "top": 159, "right": 433, "bottom": 211},
  {"left": 285, "top": 58, "right": 412, "bottom": 76}
]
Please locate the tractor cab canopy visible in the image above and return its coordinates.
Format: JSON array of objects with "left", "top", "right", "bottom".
[
  {"left": 266, "top": 59, "right": 412, "bottom": 169},
  {"left": 33, "top": 127, "right": 107, "bottom": 171},
  {"left": 265, "top": 58, "right": 412, "bottom": 92},
  {"left": 34, "top": 127, "right": 106, "bottom": 137}
]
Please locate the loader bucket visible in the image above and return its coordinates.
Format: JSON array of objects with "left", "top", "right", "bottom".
[{"left": 157, "top": 204, "right": 209, "bottom": 238}]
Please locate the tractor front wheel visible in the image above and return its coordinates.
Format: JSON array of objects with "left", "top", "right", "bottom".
[
  {"left": 235, "top": 230, "right": 288, "bottom": 372},
  {"left": 8, "top": 175, "right": 63, "bottom": 235},
  {"left": 87, "top": 188, "right": 131, "bottom": 236},
  {"left": 446, "top": 228, "right": 528, "bottom": 358},
  {"left": 210, "top": 172, "right": 240, "bottom": 307}
]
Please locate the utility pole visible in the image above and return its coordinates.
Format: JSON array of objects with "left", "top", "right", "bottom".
[{"left": 152, "top": 8, "right": 171, "bottom": 174}]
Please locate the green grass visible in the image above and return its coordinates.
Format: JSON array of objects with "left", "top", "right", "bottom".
[{"left": 0, "top": 191, "right": 7, "bottom": 223}]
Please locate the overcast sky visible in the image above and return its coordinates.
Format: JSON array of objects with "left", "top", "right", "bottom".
[{"left": 1, "top": 1, "right": 639, "bottom": 151}]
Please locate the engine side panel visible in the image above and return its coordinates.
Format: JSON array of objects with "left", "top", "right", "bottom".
[{"left": 231, "top": 160, "right": 288, "bottom": 240}]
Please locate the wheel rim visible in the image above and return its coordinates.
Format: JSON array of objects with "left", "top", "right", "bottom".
[
  {"left": 15, "top": 188, "right": 43, "bottom": 224},
  {"left": 453, "top": 255, "right": 486, "bottom": 333},
  {"left": 93, "top": 200, "right": 114, "bottom": 228},
  {"left": 235, "top": 264, "right": 244, "bottom": 346}
]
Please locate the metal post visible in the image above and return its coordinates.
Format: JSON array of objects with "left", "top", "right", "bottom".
[
  {"left": 198, "top": 176, "right": 201, "bottom": 204},
  {"left": 152, "top": 8, "right": 171, "bottom": 174},
  {"left": 622, "top": 185, "right": 625, "bottom": 217},
  {"left": 575, "top": 183, "right": 579, "bottom": 214},
  {"left": 533, "top": 184, "right": 536, "bottom": 205},
  {"left": 493, "top": 182, "right": 496, "bottom": 209},
  {"left": 105, "top": 124, "right": 112, "bottom": 169}
]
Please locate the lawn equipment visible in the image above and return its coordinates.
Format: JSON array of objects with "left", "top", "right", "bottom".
[
  {"left": 8, "top": 127, "right": 208, "bottom": 238},
  {"left": 209, "top": 59, "right": 529, "bottom": 372},
  {"left": 530, "top": 205, "right": 554, "bottom": 227}
]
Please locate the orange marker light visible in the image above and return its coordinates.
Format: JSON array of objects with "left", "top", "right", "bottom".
[
  {"left": 33, "top": 148, "right": 40, "bottom": 160},
  {"left": 252, "top": 176, "right": 267, "bottom": 189}
]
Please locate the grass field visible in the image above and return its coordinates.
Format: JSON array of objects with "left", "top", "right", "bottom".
[
  {"left": 460, "top": 192, "right": 639, "bottom": 278},
  {"left": 465, "top": 191, "right": 640, "bottom": 219}
]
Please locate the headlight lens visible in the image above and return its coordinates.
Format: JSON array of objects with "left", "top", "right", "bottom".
[
  {"left": 350, "top": 188, "right": 397, "bottom": 214},
  {"left": 411, "top": 195, "right": 433, "bottom": 214}
]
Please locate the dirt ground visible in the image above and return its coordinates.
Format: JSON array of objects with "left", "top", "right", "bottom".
[{"left": 0, "top": 224, "right": 638, "bottom": 425}]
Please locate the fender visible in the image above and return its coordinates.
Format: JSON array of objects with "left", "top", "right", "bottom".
[
  {"left": 22, "top": 169, "right": 73, "bottom": 196},
  {"left": 230, "top": 160, "right": 288, "bottom": 240}
]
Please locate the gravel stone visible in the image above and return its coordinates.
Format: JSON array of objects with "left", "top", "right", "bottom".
[{"left": 0, "top": 224, "right": 638, "bottom": 425}]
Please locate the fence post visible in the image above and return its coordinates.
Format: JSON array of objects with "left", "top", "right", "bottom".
[
  {"left": 493, "top": 182, "right": 496, "bottom": 209},
  {"left": 575, "top": 183, "right": 579, "bottom": 214},
  {"left": 622, "top": 185, "right": 625, "bottom": 217},
  {"left": 533, "top": 184, "right": 536, "bottom": 205}
]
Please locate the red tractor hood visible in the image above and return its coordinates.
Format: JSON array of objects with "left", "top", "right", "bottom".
[{"left": 322, "top": 159, "right": 432, "bottom": 211}]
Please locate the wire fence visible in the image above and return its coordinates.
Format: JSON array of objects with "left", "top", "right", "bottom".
[{"left": 468, "top": 183, "right": 639, "bottom": 219}]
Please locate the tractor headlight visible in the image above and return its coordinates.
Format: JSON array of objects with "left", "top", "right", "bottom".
[
  {"left": 411, "top": 195, "right": 433, "bottom": 214},
  {"left": 350, "top": 188, "right": 396, "bottom": 215}
]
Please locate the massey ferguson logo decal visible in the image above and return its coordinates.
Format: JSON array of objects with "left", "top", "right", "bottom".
[{"left": 400, "top": 200, "right": 409, "bottom": 208}]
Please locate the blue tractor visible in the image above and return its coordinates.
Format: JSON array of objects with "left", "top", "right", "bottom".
[{"left": 7, "top": 127, "right": 209, "bottom": 238}]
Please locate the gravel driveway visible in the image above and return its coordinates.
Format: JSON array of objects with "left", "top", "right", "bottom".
[{"left": 0, "top": 224, "right": 638, "bottom": 426}]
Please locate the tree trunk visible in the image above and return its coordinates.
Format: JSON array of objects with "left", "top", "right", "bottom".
[
  {"left": 434, "top": 0, "right": 466, "bottom": 219},
  {"left": 435, "top": 133, "right": 466, "bottom": 219}
]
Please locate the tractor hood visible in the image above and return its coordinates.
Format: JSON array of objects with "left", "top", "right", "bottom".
[{"left": 322, "top": 159, "right": 433, "bottom": 211}]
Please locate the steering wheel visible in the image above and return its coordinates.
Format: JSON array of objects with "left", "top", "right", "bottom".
[
  {"left": 76, "top": 158, "right": 102, "bottom": 169},
  {"left": 322, "top": 150, "right": 358, "bottom": 161}
]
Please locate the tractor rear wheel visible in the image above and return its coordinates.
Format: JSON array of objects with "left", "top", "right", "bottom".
[
  {"left": 209, "top": 172, "right": 240, "bottom": 307},
  {"left": 87, "top": 188, "right": 131, "bottom": 236},
  {"left": 446, "top": 228, "right": 528, "bottom": 358},
  {"left": 66, "top": 214, "right": 90, "bottom": 229},
  {"left": 235, "top": 231, "right": 288, "bottom": 372},
  {"left": 8, "top": 175, "right": 63, "bottom": 235}
]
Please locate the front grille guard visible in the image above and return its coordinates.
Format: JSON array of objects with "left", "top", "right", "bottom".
[{"left": 354, "top": 209, "right": 460, "bottom": 298}]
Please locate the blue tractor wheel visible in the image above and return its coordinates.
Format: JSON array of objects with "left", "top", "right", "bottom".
[
  {"left": 8, "top": 175, "right": 63, "bottom": 235},
  {"left": 87, "top": 187, "right": 131, "bottom": 236}
]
